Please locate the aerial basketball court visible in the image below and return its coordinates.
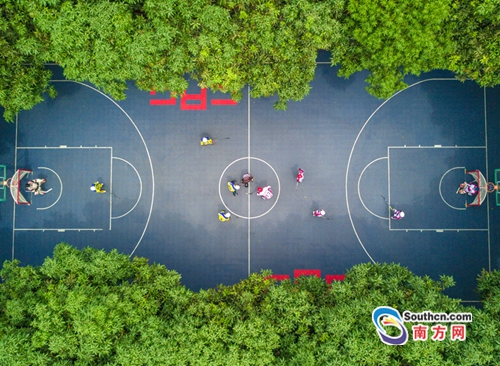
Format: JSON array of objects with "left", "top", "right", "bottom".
[{"left": 0, "top": 55, "right": 499, "bottom": 302}]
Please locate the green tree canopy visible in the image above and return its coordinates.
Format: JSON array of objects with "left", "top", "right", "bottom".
[
  {"left": 1, "top": 0, "right": 500, "bottom": 120},
  {"left": 449, "top": 0, "right": 500, "bottom": 86},
  {"left": 0, "top": 0, "right": 56, "bottom": 122},
  {"left": 333, "top": 0, "right": 453, "bottom": 98},
  {"left": 1, "top": 244, "right": 498, "bottom": 365}
]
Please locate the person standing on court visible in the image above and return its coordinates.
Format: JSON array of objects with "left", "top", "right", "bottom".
[
  {"left": 241, "top": 173, "right": 254, "bottom": 187},
  {"left": 391, "top": 208, "right": 405, "bottom": 220},
  {"left": 313, "top": 209, "right": 326, "bottom": 217},
  {"left": 91, "top": 181, "right": 106, "bottom": 193},
  {"left": 26, "top": 178, "right": 51, "bottom": 195},
  {"left": 227, "top": 180, "right": 240, "bottom": 196},
  {"left": 200, "top": 136, "right": 213, "bottom": 146},
  {"left": 257, "top": 186, "right": 273, "bottom": 200},
  {"left": 297, "top": 168, "right": 304, "bottom": 183},
  {"left": 218, "top": 210, "right": 231, "bottom": 222}
]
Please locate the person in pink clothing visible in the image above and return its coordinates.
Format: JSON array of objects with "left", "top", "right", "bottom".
[
  {"left": 457, "top": 182, "right": 478, "bottom": 196},
  {"left": 312, "top": 209, "right": 326, "bottom": 217},
  {"left": 257, "top": 186, "right": 273, "bottom": 200},
  {"left": 391, "top": 209, "right": 405, "bottom": 220}
]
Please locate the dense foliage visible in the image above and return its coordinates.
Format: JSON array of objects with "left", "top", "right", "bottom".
[
  {"left": 448, "top": 0, "right": 500, "bottom": 86},
  {"left": 0, "top": 0, "right": 499, "bottom": 121},
  {"left": 0, "top": 243, "right": 499, "bottom": 365},
  {"left": 333, "top": 0, "right": 453, "bottom": 98}
]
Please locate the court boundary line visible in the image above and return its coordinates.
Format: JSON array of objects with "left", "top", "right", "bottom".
[
  {"left": 387, "top": 145, "right": 486, "bottom": 149},
  {"left": 16, "top": 146, "right": 113, "bottom": 149},
  {"left": 247, "top": 85, "right": 251, "bottom": 276},
  {"left": 50, "top": 80, "right": 155, "bottom": 258},
  {"left": 14, "top": 228, "right": 103, "bottom": 231},
  {"left": 390, "top": 229, "right": 488, "bottom": 232},
  {"left": 109, "top": 147, "right": 113, "bottom": 230},
  {"left": 387, "top": 147, "right": 391, "bottom": 225},
  {"left": 484, "top": 87, "right": 491, "bottom": 271},
  {"left": 12, "top": 114, "right": 19, "bottom": 260}
]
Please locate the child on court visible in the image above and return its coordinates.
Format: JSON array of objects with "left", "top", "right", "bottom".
[
  {"left": 200, "top": 136, "right": 213, "bottom": 146},
  {"left": 313, "top": 209, "right": 326, "bottom": 217},
  {"left": 218, "top": 210, "right": 231, "bottom": 222},
  {"left": 241, "top": 173, "right": 254, "bottom": 187},
  {"left": 26, "top": 178, "right": 50, "bottom": 195},
  {"left": 227, "top": 180, "right": 240, "bottom": 196},
  {"left": 257, "top": 186, "right": 273, "bottom": 200},
  {"left": 91, "top": 181, "right": 106, "bottom": 193},
  {"left": 297, "top": 168, "right": 304, "bottom": 183},
  {"left": 391, "top": 208, "right": 405, "bottom": 220},
  {"left": 457, "top": 182, "right": 478, "bottom": 196}
]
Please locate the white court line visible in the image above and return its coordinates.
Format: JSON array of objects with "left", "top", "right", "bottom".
[
  {"left": 36, "top": 166, "right": 63, "bottom": 211},
  {"left": 12, "top": 114, "right": 19, "bottom": 260},
  {"left": 16, "top": 146, "right": 113, "bottom": 149},
  {"left": 219, "top": 157, "right": 281, "bottom": 219},
  {"left": 109, "top": 147, "right": 113, "bottom": 230},
  {"left": 390, "top": 229, "right": 488, "bottom": 232},
  {"left": 247, "top": 85, "right": 251, "bottom": 276},
  {"left": 484, "top": 87, "right": 491, "bottom": 272},
  {"left": 357, "top": 157, "right": 389, "bottom": 220},
  {"left": 388, "top": 145, "right": 486, "bottom": 149},
  {"left": 111, "top": 157, "right": 143, "bottom": 219},
  {"left": 388, "top": 146, "right": 391, "bottom": 229},
  {"left": 14, "top": 228, "right": 103, "bottom": 231},
  {"left": 346, "top": 78, "right": 464, "bottom": 264},
  {"left": 51, "top": 80, "right": 155, "bottom": 258},
  {"left": 439, "top": 167, "right": 466, "bottom": 211}
]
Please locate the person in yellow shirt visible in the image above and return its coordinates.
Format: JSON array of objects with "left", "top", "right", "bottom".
[
  {"left": 227, "top": 180, "right": 240, "bottom": 196},
  {"left": 218, "top": 210, "right": 230, "bottom": 222},
  {"left": 200, "top": 136, "right": 213, "bottom": 146},
  {"left": 90, "top": 181, "right": 106, "bottom": 193}
]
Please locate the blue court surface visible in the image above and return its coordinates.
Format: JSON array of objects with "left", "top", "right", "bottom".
[{"left": 1, "top": 56, "right": 499, "bottom": 303}]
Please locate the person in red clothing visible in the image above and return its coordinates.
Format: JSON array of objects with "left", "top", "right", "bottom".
[{"left": 296, "top": 168, "right": 304, "bottom": 183}]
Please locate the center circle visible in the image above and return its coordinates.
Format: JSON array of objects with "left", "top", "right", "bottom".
[{"left": 219, "top": 157, "right": 281, "bottom": 219}]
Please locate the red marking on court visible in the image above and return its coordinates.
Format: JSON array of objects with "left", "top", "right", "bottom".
[
  {"left": 150, "top": 88, "right": 237, "bottom": 109},
  {"left": 149, "top": 91, "right": 176, "bottom": 105},
  {"left": 211, "top": 99, "right": 238, "bottom": 106},
  {"left": 325, "top": 274, "right": 346, "bottom": 284},
  {"left": 266, "top": 274, "right": 290, "bottom": 281},
  {"left": 180, "top": 88, "right": 207, "bottom": 110},
  {"left": 294, "top": 269, "right": 321, "bottom": 278}
]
